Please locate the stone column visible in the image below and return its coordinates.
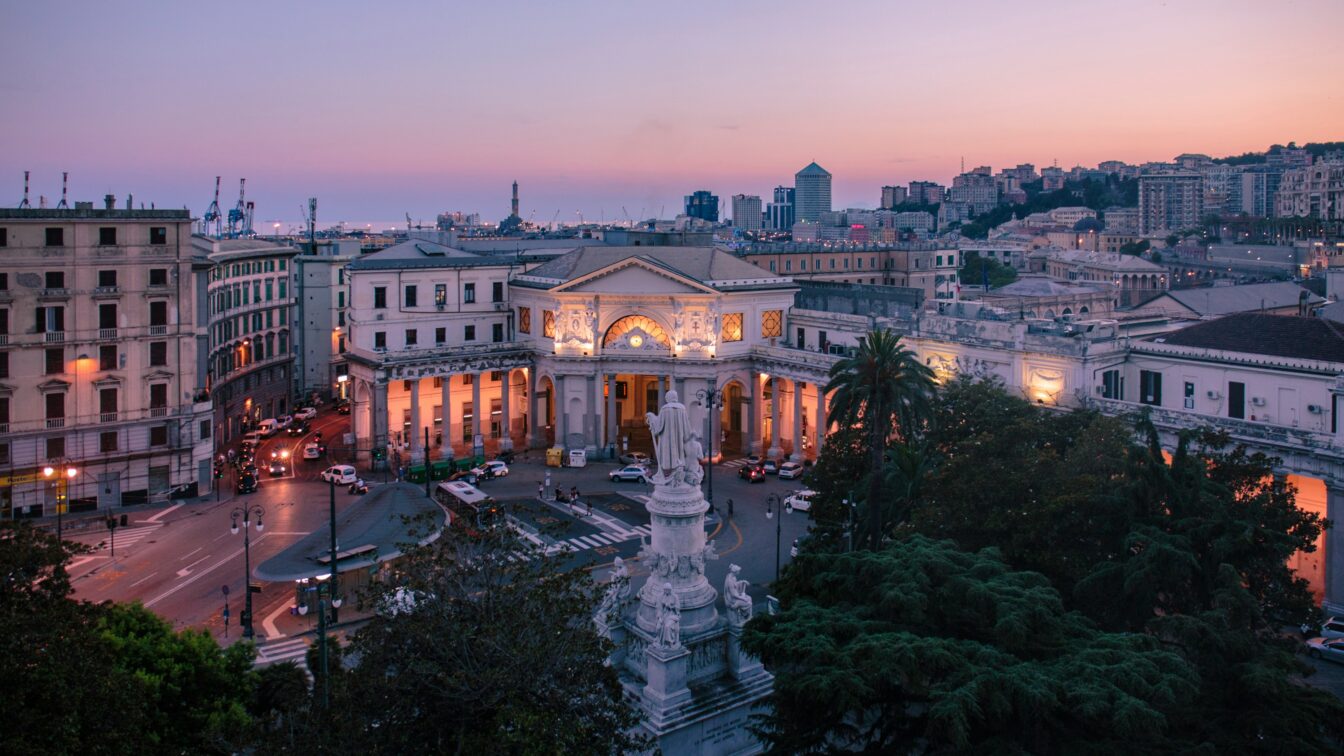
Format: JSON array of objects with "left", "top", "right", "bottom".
[
  {"left": 656, "top": 375, "right": 665, "bottom": 406},
  {"left": 471, "top": 374, "right": 483, "bottom": 457},
  {"left": 605, "top": 374, "right": 617, "bottom": 453},
  {"left": 791, "top": 380, "right": 804, "bottom": 462},
  {"left": 815, "top": 386, "right": 827, "bottom": 456},
  {"left": 748, "top": 371, "right": 762, "bottom": 455},
  {"left": 767, "top": 378, "right": 782, "bottom": 460},
  {"left": 586, "top": 373, "right": 599, "bottom": 454},
  {"left": 530, "top": 370, "right": 544, "bottom": 449},
  {"left": 1326, "top": 484, "right": 1344, "bottom": 617},
  {"left": 372, "top": 380, "right": 389, "bottom": 455},
  {"left": 408, "top": 379, "right": 422, "bottom": 462},
  {"left": 558, "top": 374, "right": 570, "bottom": 447},
  {"left": 500, "top": 373, "right": 513, "bottom": 452},
  {"left": 448, "top": 371, "right": 459, "bottom": 460}
]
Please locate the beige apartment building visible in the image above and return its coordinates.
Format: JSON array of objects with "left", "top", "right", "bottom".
[{"left": 0, "top": 202, "right": 214, "bottom": 517}]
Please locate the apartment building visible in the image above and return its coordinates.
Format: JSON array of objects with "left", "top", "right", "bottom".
[
  {"left": 0, "top": 203, "right": 213, "bottom": 517},
  {"left": 1276, "top": 163, "right": 1344, "bottom": 221},
  {"left": 1138, "top": 173, "right": 1203, "bottom": 234}
]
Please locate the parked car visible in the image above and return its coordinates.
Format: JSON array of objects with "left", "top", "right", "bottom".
[
  {"left": 482, "top": 460, "right": 509, "bottom": 478},
  {"left": 778, "top": 461, "right": 804, "bottom": 480},
  {"left": 168, "top": 482, "right": 198, "bottom": 500},
  {"left": 619, "top": 451, "right": 650, "bottom": 466},
  {"left": 321, "top": 465, "right": 358, "bottom": 485},
  {"left": 241, "top": 432, "right": 264, "bottom": 448},
  {"left": 784, "top": 489, "right": 816, "bottom": 512},
  {"left": 738, "top": 465, "right": 765, "bottom": 483},
  {"left": 469, "top": 465, "right": 498, "bottom": 482},
  {"left": 1302, "top": 616, "right": 1344, "bottom": 639},
  {"left": 762, "top": 459, "right": 780, "bottom": 475},
  {"left": 256, "top": 419, "right": 280, "bottom": 437},
  {"left": 303, "top": 442, "right": 322, "bottom": 460},
  {"left": 236, "top": 474, "right": 259, "bottom": 494},
  {"left": 276, "top": 415, "right": 293, "bottom": 429},
  {"left": 295, "top": 407, "right": 318, "bottom": 421},
  {"left": 1306, "top": 637, "right": 1344, "bottom": 664},
  {"left": 610, "top": 465, "right": 650, "bottom": 483},
  {"left": 745, "top": 454, "right": 763, "bottom": 467},
  {"left": 268, "top": 460, "right": 287, "bottom": 476}
]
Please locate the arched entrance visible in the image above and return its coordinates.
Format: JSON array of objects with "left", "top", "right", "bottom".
[
  {"left": 536, "top": 375, "right": 556, "bottom": 448},
  {"left": 718, "top": 380, "right": 747, "bottom": 456}
]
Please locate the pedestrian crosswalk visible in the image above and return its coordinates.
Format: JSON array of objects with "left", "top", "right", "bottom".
[
  {"left": 254, "top": 637, "right": 311, "bottom": 671},
  {"left": 719, "top": 458, "right": 751, "bottom": 468},
  {"left": 553, "top": 525, "right": 650, "bottom": 554},
  {"left": 90, "top": 524, "right": 161, "bottom": 552}
]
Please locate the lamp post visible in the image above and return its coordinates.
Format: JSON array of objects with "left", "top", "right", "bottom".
[
  {"left": 297, "top": 578, "right": 342, "bottom": 709},
  {"left": 328, "top": 477, "right": 340, "bottom": 623},
  {"left": 42, "top": 462, "right": 78, "bottom": 541},
  {"left": 844, "top": 493, "right": 858, "bottom": 552},
  {"left": 765, "top": 492, "right": 782, "bottom": 582},
  {"left": 695, "top": 386, "right": 723, "bottom": 508},
  {"left": 230, "top": 504, "right": 265, "bottom": 639}
]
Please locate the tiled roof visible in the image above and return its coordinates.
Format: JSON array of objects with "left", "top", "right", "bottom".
[
  {"left": 1161, "top": 282, "right": 1323, "bottom": 316},
  {"left": 1149, "top": 313, "right": 1344, "bottom": 363},
  {"left": 521, "top": 246, "right": 793, "bottom": 291}
]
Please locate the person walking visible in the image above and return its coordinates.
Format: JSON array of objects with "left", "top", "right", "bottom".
[
  {"left": 727, "top": 498, "right": 734, "bottom": 518},
  {"left": 538, "top": 482, "right": 545, "bottom": 500}
]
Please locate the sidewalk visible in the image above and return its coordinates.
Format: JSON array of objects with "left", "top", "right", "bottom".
[{"left": 26, "top": 490, "right": 227, "bottom": 537}]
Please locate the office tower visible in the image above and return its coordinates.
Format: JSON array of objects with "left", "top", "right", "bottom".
[
  {"left": 794, "top": 162, "right": 832, "bottom": 223},
  {"left": 767, "top": 186, "right": 795, "bottom": 230},
  {"left": 684, "top": 190, "right": 719, "bottom": 222},
  {"left": 731, "top": 194, "right": 763, "bottom": 231}
]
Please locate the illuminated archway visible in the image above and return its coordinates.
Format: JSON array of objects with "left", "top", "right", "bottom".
[{"left": 602, "top": 315, "right": 671, "bottom": 351}]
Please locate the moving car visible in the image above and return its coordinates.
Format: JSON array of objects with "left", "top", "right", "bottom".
[
  {"left": 320, "top": 465, "right": 358, "bottom": 485},
  {"left": 241, "top": 432, "right": 264, "bottom": 448},
  {"left": 619, "top": 451, "right": 650, "bottom": 466},
  {"left": 286, "top": 422, "right": 309, "bottom": 437},
  {"left": 268, "top": 460, "right": 287, "bottom": 476},
  {"left": 1306, "top": 637, "right": 1344, "bottom": 664},
  {"left": 745, "top": 454, "right": 763, "bottom": 467},
  {"left": 275, "top": 415, "right": 293, "bottom": 429},
  {"left": 256, "top": 419, "right": 280, "bottom": 437},
  {"left": 295, "top": 407, "right": 318, "bottom": 421},
  {"left": 236, "top": 474, "right": 258, "bottom": 494},
  {"left": 778, "top": 461, "right": 804, "bottom": 480},
  {"left": 240, "top": 462, "right": 258, "bottom": 478},
  {"left": 336, "top": 401, "right": 351, "bottom": 415},
  {"left": 303, "top": 442, "right": 322, "bottom": 460},
  {"left": 737, "top": 465, "right": 765, "bottom": 483},
  {"left": 469, "top": 465, "right": 498, "bottom": 482},
  {"left": 482, "top": 460, "right": 509, "bottom": 478},
  {"left": 784, "top": 490, "right": 816, "bottom": 512},
  {"left": 447, "top": 470, "right": 480, "bottom": 485},
  {"left": 762, "top": 460, "right": 779, "bottom": 475},
  {"left": 610, "top": 465, "right": 650, "bottom": 483}
]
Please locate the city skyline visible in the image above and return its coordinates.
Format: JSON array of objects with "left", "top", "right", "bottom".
[{"left": 3, "top": 0, "right": 1342, "bottom": 224}]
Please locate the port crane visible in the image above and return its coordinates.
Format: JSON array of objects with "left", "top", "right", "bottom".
[{"left": 202, "top": 177, "right": 222, "bottom": 236}]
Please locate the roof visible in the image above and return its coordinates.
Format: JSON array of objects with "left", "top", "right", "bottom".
[
  {"left": 1206, "top": 244, "right": 1305, "bottom": 266},
  {"left": 193, "top": 236, "right": 298, "bottom": 262},
  {"left": 1158, "top": 282, "right": 1323, "bottom": 316},
  {"left": 254, "top": 483, "right": 445, "bottom": 581},
  {"left": 516, "top": 245, "right": 795, "bottom": 292},
  {"left": 1147, "top": 313, "right": 1344, "bottom": 363},
  {"left": 347, "top": 239, "right": 501, "bottom": 270},
  {"left": 795, "top": 162, "right": 831, "bottom": 178},
  {"left": 1050, "top": 249, "right": 1166, "bottom": 272},
  {"left": 987, "top": 276, "right": 1107, "bottom": 297}
]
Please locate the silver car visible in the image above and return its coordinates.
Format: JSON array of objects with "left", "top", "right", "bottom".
[
  {"left": 609, "top": 465, "right": 650, "bottom": 483},
  {"left": 1306, "top": 637, "right": 1344, "bottom": 664}
]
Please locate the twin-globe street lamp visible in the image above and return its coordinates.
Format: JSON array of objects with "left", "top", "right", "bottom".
[
  {"left": 230, "top": 504, "right": 265, "bottom": 639},
  {"left": 41, "top": 463, "right": 78, "bottom": 541},
  {"left": 694, "top": 387, "right": 724, "bottom": 509}
]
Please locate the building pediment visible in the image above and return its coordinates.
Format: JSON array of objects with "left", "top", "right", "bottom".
[
  {"left": 144, "top": 370, "right": 174, "bottom": 382},
  {"left": 37, "top": 379, "right": 71, "bottom": 392},
  {"left": 554, "top": 258, "right": 718, "bottom": 296}
]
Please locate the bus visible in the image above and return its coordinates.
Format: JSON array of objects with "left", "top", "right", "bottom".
[{"left": 434, "top": 480, "right": 501, "bottom": 531}]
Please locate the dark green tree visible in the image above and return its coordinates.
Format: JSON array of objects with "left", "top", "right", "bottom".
[
  {"left": 958, "top": 253, "right": 1018, "bottom": 289},
  {"left": 743, "top": 535, "right": 1197, "bottom": 753},
  {"left": 825, "top": 330, "right": 936, "bottom": 549}
]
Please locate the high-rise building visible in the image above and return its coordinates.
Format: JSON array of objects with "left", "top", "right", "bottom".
[
  {"left": 0, "top": 201, "right": 215, "bottom": 516},
  {"left": 880, "top": 185, "right": 908, "bottom": 209},
  {"left": 794, "top": 163, "right": 832, "bottom": 223},
  {"left": 767, "top": 186, "right": 795, "bottom": 231},
  {"left": 1241, "top": 167, "right": 1283, "bottom": 218},
  {"left": 1138, "top": 173, "right": 1204, "bottom": 234},
  {"left": 949, "top": 171, "right": 999, "bottom": 215},
  {"left": 731, "top": 194, "right": 763, "bottom": 231},
  {"left": 683, "top": 190, "right": 719, "bottom": 223},
  {"left": 908, "top": 181, "right": 945, "bottom": 205}
]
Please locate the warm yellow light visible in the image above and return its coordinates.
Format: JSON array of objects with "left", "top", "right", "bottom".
[
  {"left": 42, "top": 466, "right": 55, "bottom": 478},
  {"left": 66, "top": 467, "right": 77, "bottom": 479}
]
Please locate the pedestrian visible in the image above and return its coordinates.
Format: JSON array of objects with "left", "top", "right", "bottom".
[
  {"left": 538, "top": 482, "right": 545, "bottom": 500},
  {"left": 727, "top": 498, "right": 734, "bottom": 518}
]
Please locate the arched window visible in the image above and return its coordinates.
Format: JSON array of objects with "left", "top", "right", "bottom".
[{"left": 603, "top": 315, "right": 671, "bottom": 349}]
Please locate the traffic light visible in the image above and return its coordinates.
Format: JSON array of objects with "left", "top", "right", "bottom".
[
  {"left": 373, "top": 449, "right": 384, "bottom": 461},
  {"left": 214, "top": 465, "right": 224, "bottom": 479}
]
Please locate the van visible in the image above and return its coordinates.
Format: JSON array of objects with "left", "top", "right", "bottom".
[
  {"left": 241, "top": 431, "right": 265, "bottom": 448},
  {"left": 256, "top": 419, "right": 280, "bottom": 437}
]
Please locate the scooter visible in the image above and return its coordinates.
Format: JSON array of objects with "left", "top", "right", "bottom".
[{"left": 348, "top": 480, "right": 368, "bottom": 495}]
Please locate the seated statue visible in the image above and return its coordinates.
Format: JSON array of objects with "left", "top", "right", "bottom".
[{"left": 723, "top": 563, "right": 752, "bottom": 624}]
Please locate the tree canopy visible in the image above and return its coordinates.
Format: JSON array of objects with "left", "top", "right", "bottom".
[{"left": 958, "top": 253, "right": 1018, "bottom": 289}]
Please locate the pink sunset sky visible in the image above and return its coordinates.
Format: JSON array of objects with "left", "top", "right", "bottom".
[{"left": 2, "top": 0, "right": 1341, "bottom": 226}]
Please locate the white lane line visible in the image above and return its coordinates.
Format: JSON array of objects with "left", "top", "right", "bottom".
[
  {"left": 180, "top": 547, "right": 203, "bottom": 561},
  {"left": 262, "top": 599, "right": 294, "bottom": 640},
  {"left": 140, "top": 503, "right": 184, "bottom": 524},
  {"left": 145, "top": 534, "right": 267, "bottom": 609},
  {"left": 176, "top": 555, "right": 211, "bottom": 577},
  {"left": 129, "top": 572, "right": 158, "bottom": 588},
  {"left": 67, "top": 555, "right": 107, "bottom": 570}
]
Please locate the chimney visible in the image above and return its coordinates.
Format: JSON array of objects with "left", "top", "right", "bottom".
[{"left": 104, "top": 194, "right": 116, "bottom": 210}]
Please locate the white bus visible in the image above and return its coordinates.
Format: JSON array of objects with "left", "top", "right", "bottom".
[{"left": 434, "top": 481, "right": 500, "bottom": 531}]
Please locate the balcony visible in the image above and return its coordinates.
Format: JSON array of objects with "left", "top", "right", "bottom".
[
  {"left": 98, "top": 328, "right": 118, "bottom": 341},
  {"left": 45, "top": 417, "right": 65, "bottom": 429},
  {"left": 92, "top": 285, "right": 122, "bottom": 298},
  {"left": 1089, "top": 397, "right": 1338, "bottom": 458},
  {"left": 0, "top": 334, "right": 7, "bottom": 346},
  {"left": 100, "top": 411, "right": 119, "bottom": 423},
  {"left": 149, "top": 325, "right": 168, "bottom": 336},
  {"left": 44, "top": 331, "right": 65, "bottom": 344},
  {"left": 39, "top": 288, "right": 70, "bottom": 300},
  {"left": 150, "top": 406, "right": 168, "bottom": 418}
]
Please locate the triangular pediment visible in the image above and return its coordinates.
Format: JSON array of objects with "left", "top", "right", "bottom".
[
  {"left": 144, "top": 370, "right": 174, "bottom": 382},
  {"left": 555, "top": 258, "right": 717, "bottom": 296},
  {"left": 38, "top": 379, "right": 71, "bottom": 392}
]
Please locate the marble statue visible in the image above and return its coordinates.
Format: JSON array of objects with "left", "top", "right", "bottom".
[
  {"left": 655, "top": 582, "right": 682, "bottom": 648},
  {"left": 593, "top": 557, "right": 632, "bottom": 639},
  {"left": 724, "top": 564, "right": 753, "bottom": 625},
  {"left": 679, "top": 432, "right": 705, "bottom": 486},
  {"left": 646, "top": 390, "right": 693, "bottom": 484}
]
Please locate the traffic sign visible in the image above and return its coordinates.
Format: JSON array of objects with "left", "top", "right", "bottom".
[{"left": 221, "top": 584, "right": 230, "bottom": 596}]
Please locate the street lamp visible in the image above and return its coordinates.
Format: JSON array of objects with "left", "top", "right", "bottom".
[
  {"left": 765, "top": 492, "right": 782, "bottom": 582},
  {"left": 328, "top": 477, "right": 340, "bottom": 623},
  {"left": 695, "top": 387, "right": 724, "bottom": 508},
  {"left": 43, "top": 462, "right": 78, "bottom": 541},
  {"left": 230, "top": 504, "right": 265, "bottom": 639},
  {"left": 297, "top": 577, "right": 343, "bottom": 709}
]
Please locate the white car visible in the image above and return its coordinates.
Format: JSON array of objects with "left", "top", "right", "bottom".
[
  {"left": 303, "top": 442, "right": 322, "bottom": 460},
  {"left": 1307, "top": 637, "right": 1344, "bottom": 664},
  {"left": 295, "top": 407, "right": 318, "bottom": 421},
  {"left": 778, "top": 461, "right": 804, "bottom": 480},
  {"left": 610, "top": 465, "right": 650, "bottom": 483},
  {"left": 783, "top": 490, "right": 816, "bottom": 512},
  {"left": 275, "top": 414, "right": 293, "bottom": 429},
  {"left": 320, "top": 465, "right": 358, "bottom": 485},
  {"left": 482, "top": 460, "right": 509, "bottom": 477}
]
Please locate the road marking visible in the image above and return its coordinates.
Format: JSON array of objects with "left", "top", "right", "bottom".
[
  {"left": 180, "top": 547, "right": 202, "bottom": 560},
  {"left": 262, "top": 599, "right": 294, "bottom": 639},
  {"left": 254, "top": 637, "right": 311, "bottom": 669},
  {"left": 140, "top": 503, "right": 184, "bottom": 524},
  {"left": 145, "top": 534, "right": 266, "bottom": 609},
  {"left": 176, "top": 554, "right": 211, "bottom": 577},
  {"left": 67, "top": 555, "right": 108, "bottom": 570},
  {"left": 129, "top": 572, "right": 158, "bottom": 588},
  {"left": 89, "top": 524, "right": 161, "bottom": 553}
]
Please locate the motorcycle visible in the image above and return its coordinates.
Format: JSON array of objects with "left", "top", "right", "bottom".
[{"left": 348, "top": 480, "right": 369, "bottom": 495}]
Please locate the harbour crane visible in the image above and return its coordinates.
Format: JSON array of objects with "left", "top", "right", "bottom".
[
  {"left": 227, "top": 179, "right": 249, "bottom": 237},
  {"left": 202, "top": 177, "right": 222, "bottom": 236}
]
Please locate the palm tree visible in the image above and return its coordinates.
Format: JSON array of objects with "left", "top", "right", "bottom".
[{"left": 825, "top": 330, "right": 936, "bottom": 549}]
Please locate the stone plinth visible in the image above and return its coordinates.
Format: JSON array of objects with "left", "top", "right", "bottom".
[{"left": 635, "top": 480, "right": 719, "bottom": 636}]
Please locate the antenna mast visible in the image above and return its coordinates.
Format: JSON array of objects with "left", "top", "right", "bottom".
[
  {"left": 18, "top": 171, "right": 31, "bottom": 208},
  {"left": 56, "top": 172, "right": 69, "bottom": 209}
]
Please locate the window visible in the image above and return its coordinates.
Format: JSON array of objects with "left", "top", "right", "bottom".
[
  {"left": 434, "top": 284, "right": 447, "bottom": 307},
  {"left": 99, "top": 227, "right": 117, "bottom": 245},
  {"left": 830, "top": 259, "right": 836, "bottom": 270},
  {"left": 1102, "top": 370, "right": 1123, "bottom": 400},
  {"left": 45, "top": 271, "right": 64, "bottom": 289},
  {"left": 796, "top": 327, "right": 806, "bottom": 349},
  {"left": 463, "top": 374, "right": 474, "bottom": 385},
  {"left": 374, "top": 286, "right": 387, "bottom": 309},
  {"left": 337, "top": 311, "right": 344, "bottom": 327},
  {"left": 543, "top": 310, "right": 555, "bottom": 338},
  {"left": 0, "top": 309, "right": 5, "bottom": 336},
  {"left": 769, "top": 261, "right": 776, "bottom": 272},
  {"left": 801, "top": 259, "right": 807, "bottom": 271},
  {"left": 405, "top": 285, "right": 417, "bottom": 307},
  {"left": 45, "top": 348, "right": 63, "bottom": 375},
  {"left": 465, "top": 325, "right": 476, "bottom": 341},
  {"left": 99, "top": 303, "right": 117, "bottom": 330},
  {"left": 149, "top": 301, "right": 167, "bottom": 326},
  {"left": 265, "top": 281, "right": 273, "bottom": 301},
  {"left": 785, "top": 260, "right": 791, "bottom": 272},
  {"left": 518, "top": 306, "right": 531, "bottom": 334},
  {"left": 374, "top": 331, "right": 386, "bottom": 349},
  {"left": 721, "top": 313, "right": 743, "bottom": 342},
  {"left": 149, "top": 341, "right": 167, "bottom": 366},
  {"left": 149, "top": 268, "right": 168, "bottom": 286},
  {"left": 1139, "top": 370, "right": 1162, "bottom": 406},
  {"left": 0, "top": 228, "right": 6, "bottom": 247},
  {"left": 99, "top": 344, "right": 117, "bottom": 370},
  {"left": 46, "top": 437, "right": 65, "bottom": 459},
  {"left": 1183, "top": 381, "right": 1195, "bottom": 409},
  {"left": 463, "top": 283, "right": 476, "bottom": 304},
  {"left": 0, "top": 442, "right": 7, "bottom": 464},
  {"left": 405, "top": 329, "right": 418, "bottom": 347},
  {"left": 761, "top": 310, "right": 783, "bottom": 338},
  {"left": 0, "top": 397, "right": 8, "bottom": 427},
  {"left": 337, "top": 291, "right": 345, "bottom": 308},
  {"left": 35, "top": 306, "right": 65, "bottom": 333},
  {"left": 149, "top": 383, "right": 167, "bottom": 409},
  {"left": 435, "top": 327, "right": 446, "bottom": 345},
  {"left": 1228, "top": 381, "right": 1245, "bottom": 419},
  {"left": 0, "top": 272, "right": 6, "bottom": 289},
  {"left": 99, "top": 388, "right": 117, "bottom": 421},
  {"left": 0, "top": 352, "right": 7, "bottom": 378},
  {"left": 279, "top": 259, "right": 286, "bottom": 271},
  {"left": 492, "top": 282, "right": 504, "bottom": 302},
  {"left": 493, "top": 323, "right": 504, "bottom": 342},
  {"left": 100, "top": 431, "right": 118, "bottom": 453},
  {"left": 150, "top": 425, "right": 168, "bottom": 447},
  {"left": 98, "top": 270, "right": 117, "bottom": 287},
  {"left": 45, "top": 227, "right": 64, "bottom": 246},
  {"left": 149, "top": 227, "right": 167, "bottom": 245},
  {"left": 45, "top": 392, "right": 64, "bottom": 421}
]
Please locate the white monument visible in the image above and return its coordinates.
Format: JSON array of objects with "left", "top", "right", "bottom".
[{"left": 598, "top": 390, "right": 773, "bottom": 754}]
